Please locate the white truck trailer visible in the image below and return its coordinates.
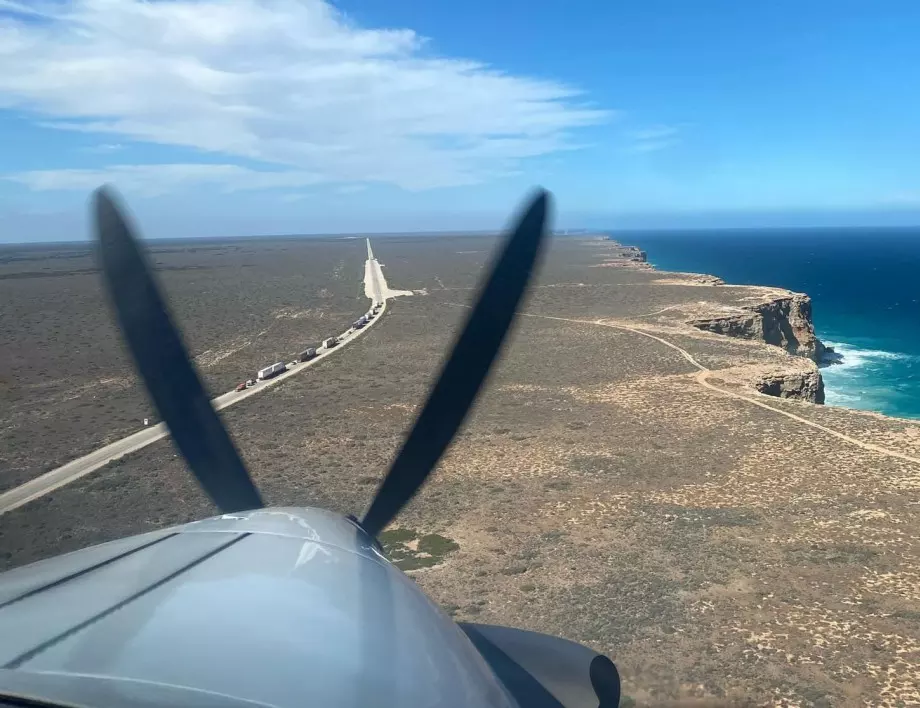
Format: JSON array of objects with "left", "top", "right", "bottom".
[{"left": 256, "top": 362, "right": 287, "bottom": 381}]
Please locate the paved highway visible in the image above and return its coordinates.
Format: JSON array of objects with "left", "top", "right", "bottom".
[
  {"left": 0, "top": 241, "right": 398, "bottom": 515},
  {"left": 365, "top": 237, "right": 412, "bottom": 304}
]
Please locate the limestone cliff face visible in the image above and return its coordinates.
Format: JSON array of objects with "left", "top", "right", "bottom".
[
  {"left": 622, "top": 246, "right": 647, "bottom": 263},
  {"left": 592, "top": 243, "right": 652, "bottom": 270},
  {"left": 603, "top": 237, "right": 646, "bottom": 262},
  {"left": 690, "top": 293, "right": 827, "bottom": 363},
  {"left": 755, "top": 368, "right": 825, "bottom": 404}
]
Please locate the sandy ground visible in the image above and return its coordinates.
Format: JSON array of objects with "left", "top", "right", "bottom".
[
  {"left": 3, "top": 234, "right": 920, "bottom": 706},
  {"left": 0, "top": 238, "right": 368, "bottom": 492}
]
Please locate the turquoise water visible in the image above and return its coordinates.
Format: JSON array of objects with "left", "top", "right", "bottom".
[{"left": 621, "top": 227, "right": 920, "bottom": 419}]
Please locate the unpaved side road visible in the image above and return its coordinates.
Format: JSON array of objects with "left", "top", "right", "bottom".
[{"left": 521, "top": 310, "right": 920, "bottom": 468}]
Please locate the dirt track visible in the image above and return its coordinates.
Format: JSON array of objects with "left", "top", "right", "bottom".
[
  {"left": 3, "top": 234, "right": 920, "bottom": 706},
  {"left": 519, "top": 310, "right": 920, "bottom": 469}
]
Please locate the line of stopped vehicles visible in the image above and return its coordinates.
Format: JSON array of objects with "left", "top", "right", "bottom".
[{"left": 232, "top": 303, "right": 382, "bottom": 392}]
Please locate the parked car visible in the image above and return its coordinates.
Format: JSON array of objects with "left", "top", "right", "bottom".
[{"left": 235, "top": 382, "right": 246, "bottom": 392}]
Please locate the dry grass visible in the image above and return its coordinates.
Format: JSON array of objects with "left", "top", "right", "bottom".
[{"left": 3, "top": 235, "right": 920, "bottom": 705}]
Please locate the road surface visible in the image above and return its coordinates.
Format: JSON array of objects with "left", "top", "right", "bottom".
[
  {"left": 0, "top": 241, "right": 400, "bottom": 515},
  {"left": 364, "top": 237, "right": 411, "bottom": 305}
]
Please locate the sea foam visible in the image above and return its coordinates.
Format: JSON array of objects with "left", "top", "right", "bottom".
[
  {"left": 821, "top": 340, "right": 917, "bottom": 411},
  {"left": 823, "top": 341, "right": 911, "bottom": 372}
]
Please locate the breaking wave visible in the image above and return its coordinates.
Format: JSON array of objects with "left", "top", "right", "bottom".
[
  {"left": 821, "top": 340, "right": 919, "bottom": 413},
  {"left": 823, "top": 341, "right": 912, "bottom": 370}
]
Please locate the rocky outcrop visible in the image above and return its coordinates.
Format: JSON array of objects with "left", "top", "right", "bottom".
[
  {"left": 655, "top": 272, "right": 725, "bottom": 286},
  {"left": 755, "top": 368, "right": 825, "bottom": 404},
  {"left": 621, "top": 246, "right": 647, "bottom": 263},
  {"left": 690, "top": 293, "right": 827, "bottom": 363},
  {"left": 606, "top": 233, "right": 829, "bottom": 404},
  {"left": 687, "top": 290, "right": 829, "bottom": 404},
  {"left": 591, "top": 243, "right": 653, "bottom": 270}
]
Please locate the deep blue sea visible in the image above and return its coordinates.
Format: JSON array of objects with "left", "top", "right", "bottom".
[{"left": 619, "top": 227, "right": 920, "bottom": 419}]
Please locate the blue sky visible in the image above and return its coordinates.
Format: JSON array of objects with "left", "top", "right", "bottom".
[{"left": 2, "top": 0, "right": 920, "bottom": 242}]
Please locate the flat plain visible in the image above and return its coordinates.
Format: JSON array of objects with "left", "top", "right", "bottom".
[
  {"left": 0, "top": 237, "right": 368, "bottom": 492},
  {"left": 2, "top": 233, "right": 920, "bottom": 707}
]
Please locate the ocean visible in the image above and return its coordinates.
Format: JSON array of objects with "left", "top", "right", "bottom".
[{"left": 620, "top": 227, "right": 920, "bottom": 419}]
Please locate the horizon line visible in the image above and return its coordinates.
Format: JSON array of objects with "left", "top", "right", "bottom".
[{"left": 4, "top": 222, "right": 920, "bottom": 248}]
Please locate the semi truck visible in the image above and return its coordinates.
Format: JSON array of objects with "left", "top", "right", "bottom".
[
  {"left": 322, "top": 337, "right": 338, "bottom": 349},
  {"left": 256, "top": 362, "right": 286, "bottom": 381},
  {"left": 299, "top": 347, "right": 317, "bottom": 362}
]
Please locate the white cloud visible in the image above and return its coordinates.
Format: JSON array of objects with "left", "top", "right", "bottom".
[
  {"left": 335, "top": 184, "right": 368, "bottom": 194},
  {"left": 0, "top": 0, "right": 609, "bottom": 191},
  {"left": 629, "top": 139, "right": 678, "bottom": 153},
  {"left": 82, "top": 142, "right": 124, "bottom": 152},
  {"left": 7, "top": 163, "right": 322, "bottom": 196},
  {"left": 628, "top": 126, "right": 678, "bottom": 141},
  {"left": 0, "top": 1, "right": 49, "bottom": 18},
  {"left": 627, "top": 125, "right": 680, "bottom": 153}
]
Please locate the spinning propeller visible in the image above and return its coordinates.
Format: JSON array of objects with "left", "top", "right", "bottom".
[
  {"left": 93, "top": 188, "right": 622, "bottom": 708},
  {"left": 93, "top": 187, "right": 549, "bottom": 535}
]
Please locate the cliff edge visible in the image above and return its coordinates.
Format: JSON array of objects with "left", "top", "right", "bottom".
[
  {"left": 599, "top": 237, "right": 829, "bottom": 403},
  {"left": 689, "top": 293, "right": 827, "bottom": 363},
  {"left": 592, "top": 242, "right": 652, "bottom": 269},
  {"left": 688, "top": 292, "right": 829, "bottom": 404},
  {"left": 752, "top": 366, "right": 826, "bottom": 404}
]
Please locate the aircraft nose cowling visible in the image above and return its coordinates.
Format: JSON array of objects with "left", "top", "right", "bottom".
[
  {"left": 178, "top": 506, "right": 385, "bottom": 560},
  {"left": 0, "top": 507, "right": 516, "bottom": 708}
]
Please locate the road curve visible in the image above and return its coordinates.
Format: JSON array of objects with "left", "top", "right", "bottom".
[
  {"left": 446, "top": 302, "right": 920, "bottom": 468},
  {"left": 518, "top": 311, "right": 920, "bottom": 467},
  {"left": 0, "top": 243, "right": 395, "bottom": 516}
]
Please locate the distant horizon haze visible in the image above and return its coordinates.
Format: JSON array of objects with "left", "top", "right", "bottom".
[{"left": 3, "top": 204, "right": 920, "bottom": 245}]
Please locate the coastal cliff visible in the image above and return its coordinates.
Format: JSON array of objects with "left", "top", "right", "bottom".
[
  {"left": 622, "top": 246, "right": 647, "bottom": 264},
  {"left": 689, "top": 293, "right": 827, "bottom": 363},
  {"left": 754, "top": 367, "right": 825, "bottom": 404},
  {"left": 689, "top": 293, "right": 829, "bottom": 403},
  {"left": 599, "top": 237, "right": 829, "bottom": 403},
  {"left": 593, "top": 243, "right": 652, "bottom": 269},
  {"left": 602, "top": 238, "right": 829, "bottom": 404}
]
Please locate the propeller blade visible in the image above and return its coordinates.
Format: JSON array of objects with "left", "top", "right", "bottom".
[
  {"left": 361, "top": 189, "right": 550, "bottom": 537},
  {"left": 93, "top": 187, "right": 263, "bottom": 513}
]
